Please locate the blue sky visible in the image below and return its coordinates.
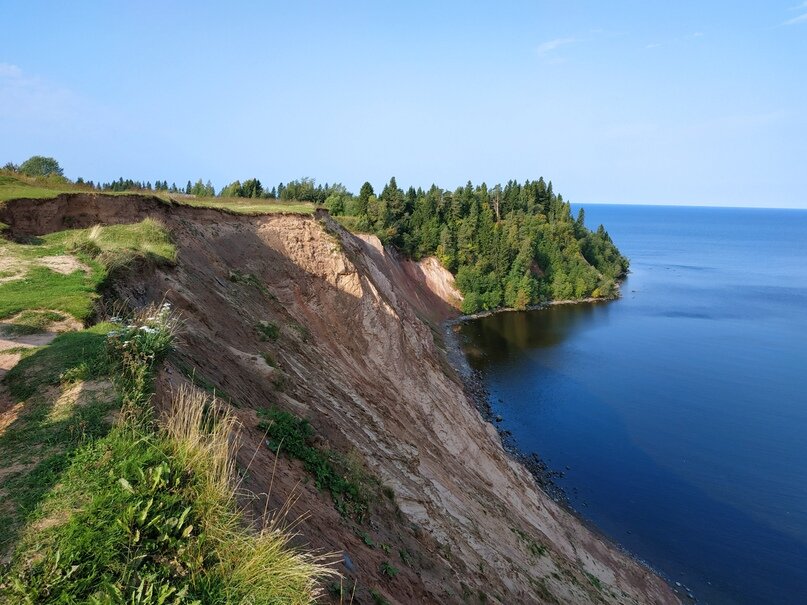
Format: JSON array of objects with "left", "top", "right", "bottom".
[{"left": 2, "top": 1, "right": 806, "bottom": 207}]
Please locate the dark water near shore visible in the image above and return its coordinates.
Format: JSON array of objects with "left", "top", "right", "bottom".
[{"left": 459, "top": 204, "right": 807, "bottom": 605}]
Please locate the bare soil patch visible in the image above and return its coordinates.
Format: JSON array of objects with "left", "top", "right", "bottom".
[{"left": 36, "top": 255, "right": 90, "bottom": 275}]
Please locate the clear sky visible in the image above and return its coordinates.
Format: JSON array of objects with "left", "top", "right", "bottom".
[{"left": 2, "top": 1, "right": 806, "bottom": 208}]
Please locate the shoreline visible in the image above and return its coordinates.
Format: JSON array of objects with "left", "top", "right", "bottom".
[
  {"left": 444, "top": 294, "right": 616, "bottom": 326},
  {"left": 442, "top": 296, "right": 696, "bottom": 604}
]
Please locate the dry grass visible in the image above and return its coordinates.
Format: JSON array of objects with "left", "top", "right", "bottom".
[{"left": 163, "top": 384, "right": 338, "bottom": 603}]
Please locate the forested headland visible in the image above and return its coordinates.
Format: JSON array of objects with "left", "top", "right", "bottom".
[
  {"left": 2, "top": 156, "right": 629, "bottom": 314},
  {"left": 326, "top": 177, "right": 629, "bottom": 313}
]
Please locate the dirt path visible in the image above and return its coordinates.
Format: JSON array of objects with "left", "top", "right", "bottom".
[{"left": 0, "top": 332, "right": 58, "bottom": 382}]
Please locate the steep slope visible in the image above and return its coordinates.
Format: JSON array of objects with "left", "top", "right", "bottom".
[{"left": 0, "top": 194, "right": 678, "bottom": 604}]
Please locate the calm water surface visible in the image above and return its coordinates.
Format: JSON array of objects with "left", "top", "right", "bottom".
[{"left": 459, "top": 205, "right": 807, "bottom": 605}]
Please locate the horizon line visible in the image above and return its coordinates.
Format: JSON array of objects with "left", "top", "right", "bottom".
[{"left": 575, "top": 200, "right": 807, "bottom": 211}]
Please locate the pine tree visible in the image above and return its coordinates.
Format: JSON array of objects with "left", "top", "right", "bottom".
[{"left": 358, "top": 182, "right": 374, "bottom": 217}]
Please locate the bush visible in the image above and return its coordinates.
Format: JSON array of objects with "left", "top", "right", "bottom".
[
  {"left": 19, "top": 155, "right": 63, "bottom": 178},
  {"left": 256, "top": 320, "right": 279, "bottom": 341}
]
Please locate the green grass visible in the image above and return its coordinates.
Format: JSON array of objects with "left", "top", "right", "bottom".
[
  {"left": 0, "top": 310, "right": 65, "bottom": 336},
  {"left": 0, "top": 173, "right": 174, "bottom": 204},
  {"left": 0, "top": 172, "right": 316, "bottom": 223},
  {"left": 229, "top": 270, "right": 271, "bottom": 296},
  {"left": 585, "top": 572, "right": 604, "bottom": 590},
  {"left": 0, "top": 394, "right": 119, "bottom": 555},
  {"left": 3, "top": 399, "right": 330, "bottom": 603},
  {"left": 258, "top": 408, "right": 377, "bottom": 521},
  {"left": 0, "top": 266, "right": 99, "bottom": 321},
  {"left": 0, "top": 171, "right": 317, "bottom": 215},
  {"left": 511, "top": 527, "right": 547, "bottom": 558},
  {"left": 379, "top": 562, "right": 399, "bottom": 578},
  {"left": 1, "top": 307, "right": 332, "bottom": 603},
  {"left": 0, "top": 173, "right": 78, "bottom": 203},
  {"left": 357, "top": 530, "right": 375, "bottom": 548},
  {"left": 370, "top": 588, "right": 390, "bottom": 605},
  {"left": 0, "top": 219, "right": 175, "bottom": 322},
  {"left": 4, "top": 322, "right": 113, "bottom": 401},
  {"left": 183, "top": 195, "right": 316, "bottom": 215},
  {"left": 0, "top": 322, "right": 119, "bottom": 553},
  {"left": 4, "top": 417, "right": 328, "bottom": 603},
  {"left": 398, "top": 548, "right": 414, "bottom": 567},
  {"left": 60, "top": 219, "right": 176, "bottom": 262}
]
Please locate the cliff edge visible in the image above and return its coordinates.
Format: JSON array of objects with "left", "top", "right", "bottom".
[{"left": 0, "top": 194, "right": 678, "bottom": 604}]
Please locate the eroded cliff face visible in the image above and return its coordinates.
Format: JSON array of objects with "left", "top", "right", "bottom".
[{"left": 0, "top": 194, "right": 678, "bottom": 605}]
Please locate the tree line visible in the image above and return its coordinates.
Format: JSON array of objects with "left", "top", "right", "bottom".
[
  {"left": 323, "top": 177, "right": 628, "bottom": 312},
  {"left": 3, "top": 156, "right": 628, "bottom": 311}
]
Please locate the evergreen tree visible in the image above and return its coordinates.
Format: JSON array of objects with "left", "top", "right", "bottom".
[
  {"left": 358, "top": 182, "right": 374, "bottom": 216},
  {"left": 343, "top": 176, "right": 628, "bottom": 309}
]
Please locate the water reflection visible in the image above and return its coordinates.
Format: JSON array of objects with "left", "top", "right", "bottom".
[
  {"left": 460, "top": 302, "right": 611, "bottom": 366},
  {"left": 457, "top": 204, "right": 807, "bottom": 605}
]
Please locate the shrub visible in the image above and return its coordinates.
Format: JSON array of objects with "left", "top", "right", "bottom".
[
  {"left": 256, "top": 320, "right": 279, "bottom": 341},
  {"left": 19, "top": 155, "right": 63, "bottom": 178},
  {"left": 380, "top": 561, "right": 399, "bottom": 578}
]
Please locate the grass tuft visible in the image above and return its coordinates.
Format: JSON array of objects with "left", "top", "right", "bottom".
[
  {"left": 511, "top": 527, "right": 547, "bottom": 558},
  {"left": 379, "top": 561, "right": 399, "bottom": 578}
]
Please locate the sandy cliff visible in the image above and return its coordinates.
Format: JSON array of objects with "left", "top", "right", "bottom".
[{"left": 0, "top": 194, "right": 678, "bottom": 604}]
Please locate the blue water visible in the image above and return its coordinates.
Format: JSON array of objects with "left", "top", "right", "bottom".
[{"left": 458, "top": 205, "right": 807, "bottom": 605}]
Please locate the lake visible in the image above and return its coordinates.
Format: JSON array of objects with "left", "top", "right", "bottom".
[{"left": 458, "top": 204, "right": 807, "bottom": 605}]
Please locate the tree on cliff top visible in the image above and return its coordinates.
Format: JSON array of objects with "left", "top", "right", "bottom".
[{"left": 19, "top": 155, "right": 63, "bottom": 178}]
